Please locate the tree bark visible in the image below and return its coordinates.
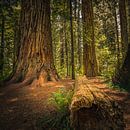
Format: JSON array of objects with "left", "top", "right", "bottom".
[
  {"left": 113, "top": 0, "right": 130, "bottom": 87},
  {"left": 60, "top": 25, "right": 64, "bottom": 67},
  {"left": 82, "top": 0, "right": 98, "bottom": 77},
  {"left": 119, "top": 0, "right": 128, "bottom": 58},
  {"left": 10, "top": 0, "right": 59, "bottom": 85},
  {"left": 64, "top": 19, "right": 69, "bottom": 76},
  {"left": 119, "top": 0, "right": 130, "bottom": 86},
  {"left": 70, "top": 0, "right": 75, "bottom": 79},
  {"left": 114, "top": 2, "right": 120, "bottom": 69},
  {"left": 13, "top": 18, "right": 19, "bottom": 71},
  {"left": 77, "top": 0, "right": 82, "bottom": 70}
]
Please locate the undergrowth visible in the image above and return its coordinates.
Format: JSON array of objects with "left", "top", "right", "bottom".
[
  {"left": 36, "top": 88, "right": 74, "bottom": 130},
  {"left": 107, "top": 81, "right": 127, "bottom": 92}
]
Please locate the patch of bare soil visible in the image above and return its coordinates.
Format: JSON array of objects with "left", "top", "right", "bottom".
[
  {"left": 0, "top": 77, "right": 129, "bottom": 130},
  {"left": 0, "top": 79, "right": 74, "bottom": 130}
]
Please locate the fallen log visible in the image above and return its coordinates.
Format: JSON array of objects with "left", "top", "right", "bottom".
[{"left": 70, "top": 76, "right": 125, "bottom": 130}]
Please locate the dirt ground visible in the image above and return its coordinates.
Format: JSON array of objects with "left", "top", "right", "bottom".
[{"left": 0, "top": 78, "right": 129, "bottom": 130}]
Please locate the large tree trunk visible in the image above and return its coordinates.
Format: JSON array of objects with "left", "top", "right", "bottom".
[
  {"left": 113, "top": 0, "right": 130, "bottom": 86},
  {"left": 13, "top": 19, "right": 19, "bottom": 71},
  {"left": 82, "top": 0, "right": 98, "bottom": 77},
  {"left": 118, "top": 44, "right": 130, "bottom": 86},
  {"left": 10, "top": 0, "right": 58, "bottom": 85}
]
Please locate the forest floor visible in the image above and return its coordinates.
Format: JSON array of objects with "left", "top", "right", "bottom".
[{"left": 0, "top": 77, "right": 130, "bottom": 130}]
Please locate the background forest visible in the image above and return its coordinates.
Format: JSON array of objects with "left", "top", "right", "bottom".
[
  {"left": 0, "top": 0, "right": 130, "bottom": 88},
  {"left": 0, "top": 0, "right": 130, "bottom": 130}
]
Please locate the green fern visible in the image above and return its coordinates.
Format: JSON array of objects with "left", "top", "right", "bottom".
[{"left": 37, "top": 88, "right": 74, "bottom": 130}]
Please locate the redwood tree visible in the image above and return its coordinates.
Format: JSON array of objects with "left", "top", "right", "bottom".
[
  {"left": 82, "top": 0, "right": 98, "bottom": 77},
  {"left": 118, "top": 0, "right": 130, "bottom": 86},
  {"left": 10, "top": 0, "right": 58, "bottom": 85},
  {"left": 70, "top": 0, "right": 75, "bottom": 79},
  {"left": 119, "top": 0, "right": 128, "bottom": 58},
  {"left": 113, "top": 0, "right": 130, "bottom": 86}
]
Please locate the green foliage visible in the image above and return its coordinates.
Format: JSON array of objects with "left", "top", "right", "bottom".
[
  {"left": 49, "top": 88, "right": 73, "bottom": 110},
  {"left": 0, "top": 0, "right": 128, "bottom": 87},
  {"left": 97, "top": 44, "right": 117, "bottom": 79},
  {"left": 0, "top": 0, "right": 20, "bottom": 80},
  {"left": 94, "top": 0, "right": 121, "bottom": 79},
  {"left": 37, "top": 88, "right": 74, "bottom": 130}
]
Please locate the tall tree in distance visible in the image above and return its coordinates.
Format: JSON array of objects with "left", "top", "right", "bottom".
[
  {"left": 113, "top": 0, "right": 130, "bottom": 87},
  {"left": 9, "top": 0, "right": 59, "bottom": 85},
  {"left": 77, "top": 0, "right": 82, "bottom": 70},
  {"left": 60, "top": 25, "right": 64, "bottom": 67},
  {"left": 82, "top": 0, "right": 98, "bottom": 77},
  {"left": 112, "top": 1, "right": 120, "bottom": 69},
  {"left": 69, "top": 0, "right": 75, "bottom": 79},
  {"left": 64, "top": 0, "right": 69, "bottom": 76}
]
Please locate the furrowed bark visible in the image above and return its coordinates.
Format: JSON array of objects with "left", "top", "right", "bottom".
[
  {"left": 9, "top": 0, "right": 59, "bottom": 86},
  {"left": 82, "top": 0, "right": 98, "bottom": 77}
]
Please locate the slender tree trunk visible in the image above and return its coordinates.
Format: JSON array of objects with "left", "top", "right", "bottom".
[
  {"left": 82, "top": 0, "right": 98, "bottom": 77},
  {"left": 70, "top": 0, "right": 75, "bottom": 79},
  {"left": 60, "top": 26, "right": 64, "bottom": 67},
  {"left": 10, "top": 0, "right": 58, "bottom": 85},
  {"left": 119, "top": 0, "right": 128, "bottom": 58},
  {"left": 0, "top": 13, "right": 5, "bottom": 77},
  {"left": 64, "top": 19, "right": 69, "bottom": 76},
  {"left": 127, "top": 0, "right": 130, "bottom": 43},
  {"left": 114, "top": 3, "right": 120, "bottom": 69},
  {"left": 63, "top": 0, "right": 69, "bottom": 77},
  {"left": 53, "top": 40, "right": 56, "bottom": 66},
  {"left": 74, "top": 0, "right": 77, "bottom": 19},
  {"left": 77, "top": 0, "right": 81, "bottom": 70}
]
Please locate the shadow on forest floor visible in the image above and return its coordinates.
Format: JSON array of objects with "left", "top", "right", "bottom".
[
  {"left": 88, "top": 77, "right": 130, "bottom": 130},
  {"left": 0, "top": 77, "right": 130, "bottom": 130}
]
